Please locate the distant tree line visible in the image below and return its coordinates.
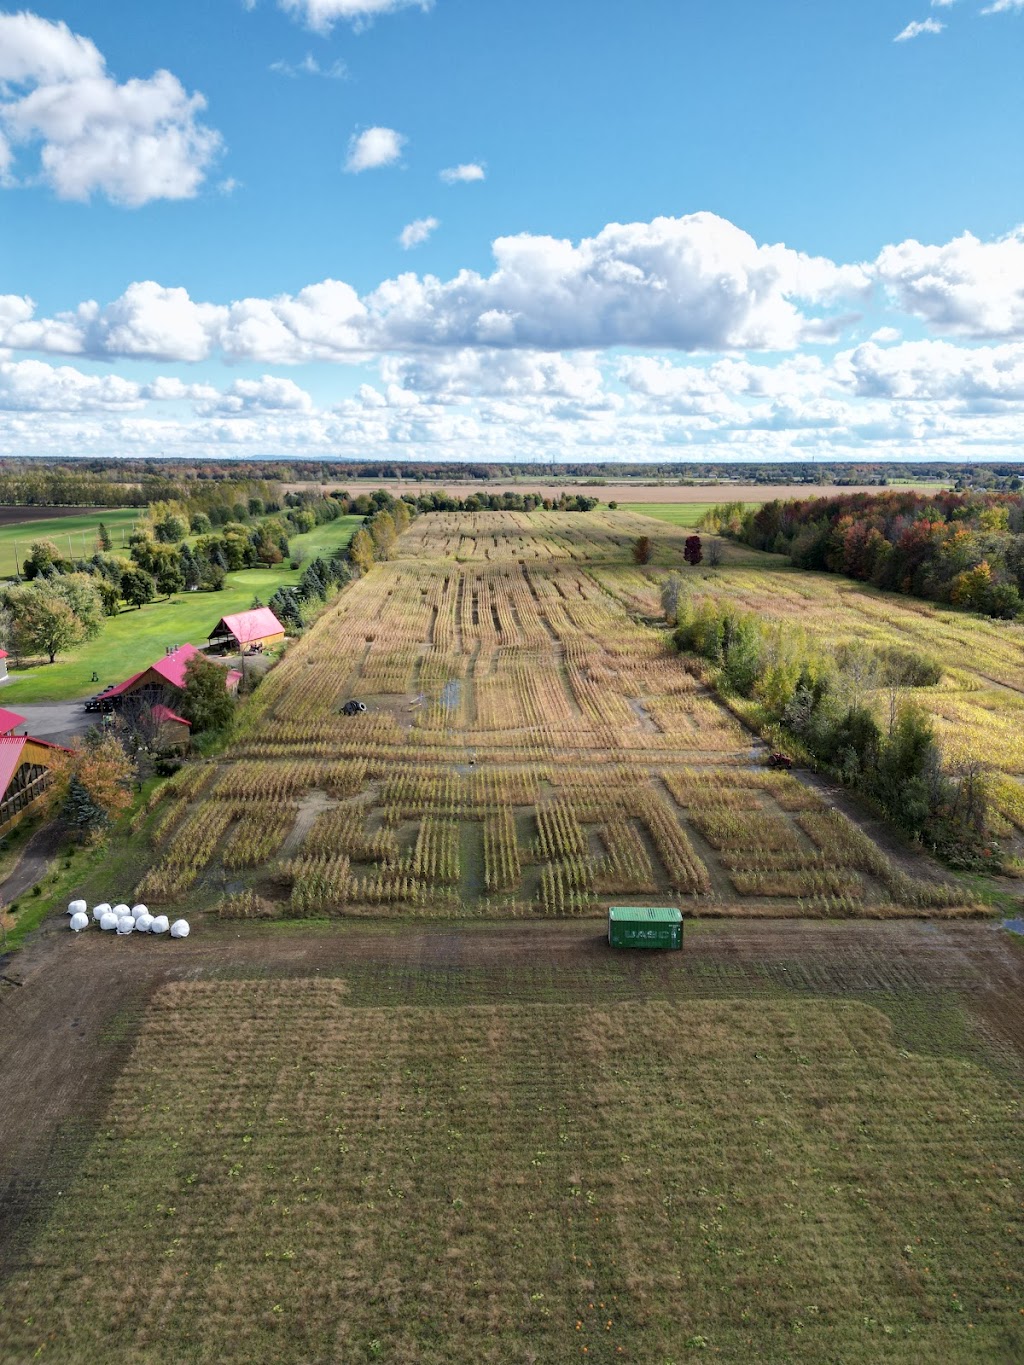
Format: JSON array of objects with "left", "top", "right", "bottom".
[
  {"left": 706, "top": 491, "right": 1024, "bottom": 619},
  {"left": 5, "top": 457, "right": 1019, "bottom": 498}
]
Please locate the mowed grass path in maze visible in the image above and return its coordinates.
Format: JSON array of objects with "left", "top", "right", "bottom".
[
  {"left": 2, "top": 979, "right": 1020, "bottom": 1363},
  {"left": 135, "top": 510, "right": 975, "bottom": 922}
]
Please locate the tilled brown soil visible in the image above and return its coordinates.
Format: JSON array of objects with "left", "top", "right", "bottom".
[{"left": 1, "top": 912, "right": 1022, "bottom": 1282}]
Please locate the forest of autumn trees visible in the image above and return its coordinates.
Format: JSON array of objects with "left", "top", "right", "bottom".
[{"left": 718, "top": 490, "right": 1024, "bottom": 619}]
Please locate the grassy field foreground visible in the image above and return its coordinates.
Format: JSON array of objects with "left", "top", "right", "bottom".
[{"left": 2, "top": 983, "right": 1020, "bottom": 1363}]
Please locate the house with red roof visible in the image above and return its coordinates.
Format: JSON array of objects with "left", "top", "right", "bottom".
[
  {"left": 104, "top": 644, "right": 241, "bottom": 712},
  {"left": 0, "top": 649, "right": 8, "bottom": 682},
  {"left": 208, "top": 607, "right": 285, "bottom": 654},
  {"left": 0, "top": 733, "right": 71, "bottom": 836}
]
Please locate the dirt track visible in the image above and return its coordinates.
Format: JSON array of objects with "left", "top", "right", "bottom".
[{"left": 2, "top": 910, "right": 1022, "bottom": 1280}]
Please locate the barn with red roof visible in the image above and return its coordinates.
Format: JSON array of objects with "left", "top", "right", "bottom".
[
  {"left": 207, "top": 607, "right": 285, "bottom": 654},
  {"left": 103, "top": 644, "right": 241, "bottom": 711},
  {"left": 0, "top": 734, "right": 71, "bottom": 836}
]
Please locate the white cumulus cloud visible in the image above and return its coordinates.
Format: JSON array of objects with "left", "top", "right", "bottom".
[
  {"left": 982, "top": 0, "right": 1024, "bottom": 12},
  {"left": 0, "top": 358, "right": 142, "bottom": 411},
  {"left": 876, "top": 226, "right": 1024, "bottom": 339},
  {"left": 895, "top": 18, "right": 945, "bottom": 39},
  {"left": 440, "top": 162, "right": 485, "bottom": 185},
  {"left": 364, "top": 213, "right": 871, "bottom": 352},
  {"left": 345, "top": 125, "right": 405, "bottom": 173},
  {"left": 198, "top": 375, "right": 315, "bottom": 415},
  {"left": 399, "top": 216, "right": 439, "bottom": 249},
  {"left": 0, "top": 11, "right": 222, "bottom": 206}
]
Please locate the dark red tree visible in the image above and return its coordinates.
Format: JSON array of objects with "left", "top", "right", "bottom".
[{"left": 684, "top": 535, "right": 703, "bottom": 566}]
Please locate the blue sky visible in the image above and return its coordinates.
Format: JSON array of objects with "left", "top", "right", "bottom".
[{"left": 0, "top": 0, "right": 1022, "bottom": 463}]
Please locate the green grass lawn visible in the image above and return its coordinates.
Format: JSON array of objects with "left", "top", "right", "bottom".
[
  {"left": 0, "top": 517, "right": 360, "bottom": 704},
  {"left": 0, "top": 508, "right": 141, "bottom": 577},
  {"left": 621, "top": 502, "right": 758, "bottom": 528},
  {"left": 288, "top": 514, "right": 363, "bottom": 560}
]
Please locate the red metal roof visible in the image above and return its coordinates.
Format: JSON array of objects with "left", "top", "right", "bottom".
[
  {"left": 0, "top": 736, "right": 27, "bottom": 795},
  {"left": 151, "top": 704, "right": 191, "bottom": 727},
  {"left": 0, "top": 650, "right": 8, "bottom": 658},
  {"left": 148, "top": 643, "right": 203, "bottom": 688},
  {"left": 0, "top": 707, "right": 26, "bottom": 734},
  {"left": 104, "top": 670, "right": 145, "bottom": 699},
  {"left": 213, "top": 608, "right": 284, "bottom": 645},
  {"left": 106, "top": 644, "right": 202, "bottom": 698},
  {"left": 0, "top": 734, "right": 71, "bottom": 797}
]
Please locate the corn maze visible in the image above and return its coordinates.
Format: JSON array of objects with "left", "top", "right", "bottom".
[{"left": 139, "top": 511, "right": 976, "bottom": 920}]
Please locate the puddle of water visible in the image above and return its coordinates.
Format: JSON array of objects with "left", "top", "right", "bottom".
[{"left": 1001, "top": 917, "right": 1024, "bottom": 936}]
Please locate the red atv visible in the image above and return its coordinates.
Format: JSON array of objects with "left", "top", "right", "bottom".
[{"left": 767, "top": 751, "right": 793, "bottom": 771}]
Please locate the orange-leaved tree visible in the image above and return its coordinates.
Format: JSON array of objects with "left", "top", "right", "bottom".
[{"left": 46, "top": 733, "right": 136, "bottom": 838}]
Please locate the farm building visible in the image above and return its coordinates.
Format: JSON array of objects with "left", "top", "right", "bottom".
[
  {"left": 0, "top": 707, "right": 26, "bottom": 737},
  {"left": 149, "top": 704, "right": 192, "bottom": 752},
  {"left": 207, "top": 607, "right": 285, "bottom": 655},
  {"left": 0, "top": 734, "right": 71, "bottom": 836},
  {"left": 103, "top": 644, "right": 241, "bottom": 711},
  {"left": 0, "top": 649, "right": 8, "bottom": 682}
]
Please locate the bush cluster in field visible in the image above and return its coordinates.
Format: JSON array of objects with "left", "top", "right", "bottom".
[{"left": 667, "top": 576, "right": 995, "bottom": 868}]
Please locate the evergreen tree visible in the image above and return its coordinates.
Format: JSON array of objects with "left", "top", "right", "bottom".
[
  {"left": 62, "top": 773, "right": 107, "bottom": 834},
  {"left": 97, "top": 522, "right": 112, "bottom": 552}
]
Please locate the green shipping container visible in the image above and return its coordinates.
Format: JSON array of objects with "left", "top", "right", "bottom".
[{"left": 608, "top": 906, "right": 683, "bottom": 950}]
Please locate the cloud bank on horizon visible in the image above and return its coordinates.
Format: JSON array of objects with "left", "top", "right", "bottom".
[{"left": 0, "top": 3, "right": 1022, "bottom": 463}]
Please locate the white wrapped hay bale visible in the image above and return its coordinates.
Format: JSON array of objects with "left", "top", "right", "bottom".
[
  {"left": 116, "top": 914, "right": 135, "bottom": 935},
  {"left": 135, "top": 913, "right": 154, "bottom": 933},
  {"left": 170, "top": 919, "right": 190, "bottom": 939},
  {"left": 112, "top": 903, "right": 131, "bottom": 918},
  {"left": 92, "top": 902, "right": 111, "bottom": 922},
  {"left": 131, "top": 904, "right": 149, "bottom": 920},
  {"left": 100, "top": 911, "right": 119, "bottom": 931},
  {"left": 69, "top": 912, "right": 89, "bottom": 932},
  {"left": 150, "top": 916, "right": 170, "bottom": 935},
  {"left": 67, "top": 899, "right": 87, "bottom": 917}
]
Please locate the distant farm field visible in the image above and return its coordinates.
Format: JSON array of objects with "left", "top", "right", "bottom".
[
  {"left": 0, "top": 507, "right": 141, "bottom": 578},
  {"left": 283, "top": 480, "right": 947, "bottom": 505},
  {"left": 3, "top": 975, "right": 1020, "bottom": 1364},
  {"left": 622, "top": 501, "right": 758, "bottom": 527}
]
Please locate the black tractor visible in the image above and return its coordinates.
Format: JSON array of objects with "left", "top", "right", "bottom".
[{"left": 342, "top": 700, "right": 367, "bottom": 717}]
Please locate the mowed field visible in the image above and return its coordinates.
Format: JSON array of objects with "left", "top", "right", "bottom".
[
  {"left": 0, "top": 508, "right": 141, "bottom": 578},
  {"left": 621, "top": 502, "right": 758, "bottom": 528},
  {"left": 1, "top": 921, "right": 1023, "bottom": 1364},
  {"left": 132, "top": 510, "right": 974, "bottom": 922}
]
